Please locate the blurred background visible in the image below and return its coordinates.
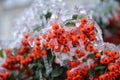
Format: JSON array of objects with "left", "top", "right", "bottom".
[{"left": 0, "top": 0, "right": 120, "bottom": 47}]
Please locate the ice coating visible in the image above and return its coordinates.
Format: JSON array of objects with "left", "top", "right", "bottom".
[
  {"left": 5, "top": 0, "right": 65, "bottom": 49},
  {"left": 43, "top": 55, "right": 52, "bottom": 76},
  {"left": 10, "top": 4, "right": 120, "bottom": 66},
  {"left": 0, "top": 0, "right": 120, "bottom": 80}
]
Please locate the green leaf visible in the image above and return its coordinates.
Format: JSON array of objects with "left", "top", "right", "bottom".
[
  {"left": 37, "top": 63, "right": 43, "bottom": 69},
  {"left": 0, "top": 49, "right": 4, "bottom": 58},
  {"left": 33, "top": 25, "right": 41, "bottom": 32},
  {"left": 35, "top": 70, "right": 41, "bottom": 78},
  {"left": 83, "top": 58, "right": 87, "bottom": 62},
  {"left": 51, "top": 67, "right": 63, "bottom": 78},
  {"left": 83, "top": 54, "right": 96, "bottom": 62},
  {"left": 104, "top": 8, "right": 110, "bottom": 15},
  {"left": 87, "top": 54, "right": 96, "bottom": 58},
  {"left": 42, "top": 69, "right": 47, "bottom": 77},
  {"left": 88, "top": 68, "right": 95, "bottom": 76},
  {"left": 25, "top": 77, "right": 33, "bottom": 80},
  {"left": 72, "top": 14, "right": 78, "bottom": 20},
  {"left": 65, "top": 22, "right": 75, "bottom": 27},
  {"left": 29, "top": 63, "right": 36, "bottom": 69},
  {"left": 18, "top": 70, "right": 27, "bottom": 77},
  {"left": 94, "top": 65, "right": 106, "bottom": 71},
  {"left": 100, "top": 69, "right": 106, "bottom": 74},
  {"left": 29, "top": 63, "right": 43, "bottom": 69},
  {"left": 47, "top": 50, "right": 55, "bottom": 64},
  {"left": 10, "top": 71, "right": 18, "bottom": 80},
  {"left": 95, "top": 28, "right": 98, "bottom": 33},
  {"left": 45, "top": 11, "right": 52, "bottom": 19},
  {"left": 40, "top": 14, "right": 45, "bottom": 19},
  {"left": 48, "top": 54, "right": 55, "bottom": 64}
]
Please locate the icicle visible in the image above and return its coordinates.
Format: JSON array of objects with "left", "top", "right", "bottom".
[
  {"left": 95, "top": 22, "right": 103, "bottom": 42},
  {"left": 87, "top": 59, "right": 94, "bottom": 68},
  {"left": 28, "top": 36, "right": 35, "bottom": 47},
  {"left": 78, "top": 39, "right": 85, "bottom": 51},
  {"left": 42, "top": 55, "right": 52, "bottom": 76},
  {"left": 39, "top": 70, "right": 42, "bottom": 80},
  {"left": 70, "top": 63, "right": 87, "bottom": 72},
  {"left": 54, "top": 52, "right": 64, "bottom": 66},
  {"left": 49, "top": 63, "right": 53, "bottom": 74}
]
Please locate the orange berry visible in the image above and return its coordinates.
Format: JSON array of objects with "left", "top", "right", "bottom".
[
  {"left": 93, "top": 48, "right": 98, "bottom": 53},
  {"left": 76, "top": 49, "right": 80, "bottom": 54},
  {"left": 108, "top": 65, "right": 117, "bottom": 71},
  {"left": 86, "top": 44, "right": 94, "bottom": 51},
  {"left": 79, "top": 23, "right": 85, "bottom": 28},
  {"left": 104, "top": 73, "right": 109, "bottom": 79},
  {"left": 103, "top": 50, "right": 110, "bottom": 55},
  {"left": 96, "top": 53, "right": 101, "bottom": 57},
  {"left": 90, "top": 63, "right": 95, "bottom": 68},
  {"left": 89, "top": 35, "right": 96, "bottom": 41},
  {"left": 89, "top": 31, "right": 95, "bottom": 35},
  {"left": 52, "top": 23, "right": 60, "bottom": 30},
  {"left": 111, "top": 50, "right": 118, "bottom": 56},
  {"left": 5, "top": 48, "right": 10, "bottom": 54},
  {"left": 36, "top": 41, "right": 40, "bottom": 46},
  {"left": 99, "top": 75, "right": 105, "bottom": 80},
  {"left": 42, "top": 34, "right": 47, "bottom": 40},
  {"left": 24, "top": 34, "right": 29, "bottom": 39},
  {"left": 43, "top": 43, "right": 48, "bottom": 48},
  {"left": 42, "top": 50, "right": 47, "bottom": 55},
  {"left": 103, "top": 58, "right": 110, "bottom": 64},
  {"left": 5, "top": 71, "right": 10, "bottom": 77},
  {"left": 54, "top": 45, "right": 61, "bottom": 52},
  {"left": 80, "top": 18, "right": 88, "bottom": 24},
  {"left": 22, "top": 39, "right": 29, "bottom": 45},
  {"left": 36, "top": 36, "right": 40, "bottom": 41}
]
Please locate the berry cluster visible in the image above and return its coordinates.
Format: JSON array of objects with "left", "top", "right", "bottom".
[{"left": 0, "top": 17, "right": 119, "bottom": 80}]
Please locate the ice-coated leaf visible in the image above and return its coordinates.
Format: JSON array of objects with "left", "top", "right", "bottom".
[
  {"left": 88, "top": 68, "right": 95, "bottom": 76},
  {"left": 0, "top": 49, "right": 4, "bottom": 58},
  {"left": 72, "top": 14, "right": 78, "bottom": 20},
  {"left": 47, "top": 50, "right": 55, "bottom": 64},
  {"left": 51, "top": 67, "right": 63, "bottom": 78},
  {"left": 33, "top": 25, "right": 42, "bottom": 32},
  {"left": 87, "top": 54, "right": 96, "bottom": 58},
  {"left": 10, "top": 71, "right": 18, "bottom": 80},
  {"left": 65, "top": 22, "right": 75, "bottom": 27},
  {"left": 94, "top": 65, "right": 106, "bottom": 71},
  {"left": 45, "top": 11, "right": 52, "bottom": 20}
]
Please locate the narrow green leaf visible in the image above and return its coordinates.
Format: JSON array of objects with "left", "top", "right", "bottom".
[
  {"left": 51, "top": 67, "right": 63, "bottom": 78},
  {"left": 10, "top": 71, "right": 18, "bottom": 80},
  {"left": 37, "top": 63, "right": 43, "bottom": 69},
  {"left": 29, "top": 63, "right": 43, "bottom": 69},
  {"left": 104, "top": 8, "right": 110, "bottom": 15},
  {"left": 0, "top": 49, "right": 4, "bottom": 58},
  {"left": 47, "top": 50, "right": 55, "bottom": 64},
  {"left": 29, "top": 63, "right": 36, "bottom": 69},
  {"left": 45, "top": 11, "right": 52, "bottom": 19},
  {"left": 25, "top": 77, "right": 33, "bottom": 80},
  {"left": 35, "top": 70, "right": 40, "bottom": 78},
  {"left": 65, "top": 22, "right": 75, "bottom": 27},
  {"left": 87, "top": 54, "right": 96, "bottom": 58},
  {"left": 72, "top": 14, "right": 78, "bottom": 20},
  {"left": 18, "top": 70, "right": 27, "bottom": 77},
  {"left": 94, "top": 66, "right": 106, "bottom": 71},
  {"left": 83, "top": 58, "right": 87, "bottom": 62},
  {"left": 95, "top": 28, "right": 98, "bottom": 33},
  {"left": 88, "top": 68, "right": 95, "bottom": 76},
  {"left": 42, "top": 69, "right": 47, "bottom": 77},
  {"left": 83, "top": 54, "right": 96, "bottom": 62},
  {"left": 33, "top": 25, "right": 41, "bottom": 32},
  {"left": 40, "top": 14, "right": 45, "bottom": 19}
]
